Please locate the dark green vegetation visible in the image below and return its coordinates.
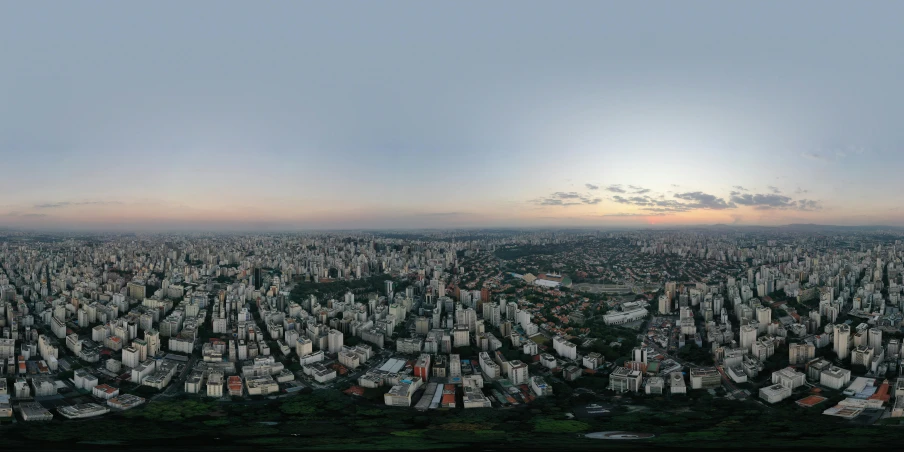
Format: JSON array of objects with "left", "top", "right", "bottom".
[
  {"left": 2, "top": 386, "right": 901, "bottom": 450},
  {"left": 290, "top": 274, "right": 394, "bottom": 301}
]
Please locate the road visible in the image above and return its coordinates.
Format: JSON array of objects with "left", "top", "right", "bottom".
[{"left": 716, "top": 365, "right": 748, "bottom": 399}]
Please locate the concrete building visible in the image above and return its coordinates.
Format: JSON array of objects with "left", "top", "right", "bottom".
[
  {"left": 92, "top": 384, "right": 120, "bottom": 400},
  {"left": 552, "top": 335, "right": 577, "bottom": 360},
  {"left": 834, "top": 324, "right": 851, "bottom": 360},
  {"left": 122, "top": 346, "right": 140, "bottom": 368},
  {"left": 19, "top": 402, "right": 53, "bottom": 421},
  {"left": 207, "top": 371, "right": 224, "bottom": 397},
  {"left": 508, "top": 360, "right": 529, "bottom": 385},
  {"left": 820, "top": 366, "right": 852, "bottom": 390},
  {"left": 609, "top": 367, "right": 643, "bottom": 393},
  {"left": 583, "top": 352, "right": 603, "bottom": 370},
  {"left": 740, "top": 325, "right": 757, "bottom": 352},
  {"left": 530, "top": 376, "right": 553, "bottom": 396},
  {"left": 789, "top": 342, "right": 816, "bottom": 365},
  {"left": 772, "top": 367, "right": 806, "bottom": 389},
  {"left": 414, "top": 354, "right": 432, "bottom": 380},
  {"left": 328, "top": 329, "right": 344, "bottom": 354},
  {"left": 690, "top": 367, "right": 721, "bottom": 390},
  {"left": 645, "top": 376, "right": 665, "bottom": 395},
  {"left": 760, "top": 383, "right": 792, "bottom": 403},
  {"left": 670, "top": 372, "right": 687, "bottom": 394}
]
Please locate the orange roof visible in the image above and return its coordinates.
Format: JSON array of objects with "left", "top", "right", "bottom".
[
  {"left": 795, "top": 395, "right": 827, "bottom": 407},
  {"left": 344, "top": 386, "right": 365, "bottom": 396},
  {"left": 869, "top": 381, "right": 891, "bottom": 402},
  {"left": 441, "top": 394, "right": 456, "bottom": 404}
]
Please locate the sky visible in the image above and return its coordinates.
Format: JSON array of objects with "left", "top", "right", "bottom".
[{"left": 2, "top": 1, "right": 903, "bottom": 231}]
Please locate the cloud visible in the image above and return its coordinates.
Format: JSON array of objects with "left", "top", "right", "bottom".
[
  {"left": 768, "top": 186, "right": 781, "bottom": 194},
  {"left": 673, "top": 192, "right": 734, "bottom": 210},
  {"left": 35, "top": 202, "right": 71, "bottom": 209},
  {"left": 732, "top": 186, "right": 748, "bottom": 191},
  {"left": 730, "top": 193, "right": 794, "bottom": 209},
  {"left": 729, "top": 192, "right": 820, "bottom": 211},
  {"left": 532, "top": 191, "right": 602, "bottom": 207},
  {"left": 1, "top": 211, "right": 48, "bottom": 218},
  {"left": 605, "top": 185, "right": 626, "bottom": 193},
  {"left": 796, "top": 199, "right": 822, "bottom": 211},
  {"left": 585, "top": 183, "right": 599, "bottom": 190},
  {"left": 610, "top": 195, "right": 695, "bottom": 213},
  {"left": 601, "top": 212, "right": 667, "bottom": 217},
  {"left": 626, "top": 185, "right": 651, "bottom": 195},
  {"left": 35, "top": 200, "right": 122, "bottom": 209},
  {"left": 794, "top": 187, "right": 809, "bottom": 195}
]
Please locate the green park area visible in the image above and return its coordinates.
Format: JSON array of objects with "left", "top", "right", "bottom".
[{"left": 2, "top": 384, "right": 903, "bottom": 450}]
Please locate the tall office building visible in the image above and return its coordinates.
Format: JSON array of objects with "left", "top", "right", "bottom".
[
  {"left": 253, "top": 267, "right": 263, "bottom": 291},
  {"left": 385, "top": 280, "right": 394, "bottom": 298}
]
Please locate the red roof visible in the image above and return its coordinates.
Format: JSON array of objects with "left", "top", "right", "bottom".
[{"left": 344, "top": 386, "right": 365, "bottom": 396}]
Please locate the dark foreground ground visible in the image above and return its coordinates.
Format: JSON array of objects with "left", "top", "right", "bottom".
[{"left": 2, "top": 389, "right": 902, "bottom": 451}]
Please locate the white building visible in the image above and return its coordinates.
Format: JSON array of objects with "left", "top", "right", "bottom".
[
  {"left": 772, "top": 367, "right": 806, "bottom": 389},
  {"left": 759, "top": 383, "right": 792, "bottom": 403},
  {"left": 820, "top": 366, "right": 852, "bottom": 390}
]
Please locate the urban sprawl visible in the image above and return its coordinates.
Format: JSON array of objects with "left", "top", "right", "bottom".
[{"left": 1, "top": 228, "right": 904, "bottom": 427}]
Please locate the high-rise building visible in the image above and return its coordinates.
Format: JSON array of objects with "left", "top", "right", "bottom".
[
  {"left": 122, "top": 346, "right": 140, "bottom": 368},
  {"left": 145, "top": 329, "right": 160, "bottom": 358},
  {"left": 253, "top": 267, "right": 263, "bottom": 291},
  {"left": 740, "top": 325, "right": 757, "bottom": 352},
  {"left": 658, "top": 294, "right": 671, "bottom": 314},
  {"left": 328, "top": 329, "right": 344, "bottom": 354},
  {"left": 834, "top": 324, "right": 851, "bottom": 360},
  {"left": 632, "top": 347, "right": 648, "bottom": 364},
  {"left": 789, "top": 342, "right": 815, "bottom": 365},
  {"left": 869, "top": 328, "right": 883, "bottom": 353}
]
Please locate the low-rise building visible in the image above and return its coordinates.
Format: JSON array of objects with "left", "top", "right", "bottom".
[
  {"left": 820, "top": 366, "right": 852, "bottom": 390},
  {"left": 582, "top": 352, "right": 603, "bottom": 370},
  {"left": 530, "top": 376, "right": 553, "bottom": 397},
  {"left": 57, "top": 403, "right": 110, "bottom": 419},
  {"left": 760, "top": 383, "right": 792, "bottom": 403},
  {"left": 107, "top": 394, "right": 146, "bottom": 410},
  {"left": 19, "top": 402, "right": 53, "bottom": 421},
  {"left": 92, "top": 384, "right": 119, "bottom": 400},
  {"left": 645, "top": 377, "right": 665, "bottom": 395},
  {"left": 772, "top": 367, "right": 806, "bottom": 389},
  {"left": 670, "top": 373, "right": 687, "bottom": 394},
  {"left": 689, "top": 367, "right": 721, "bottom": 389},
  {"left": 609, "top": 367, "right": 643, "bottom": 393}
]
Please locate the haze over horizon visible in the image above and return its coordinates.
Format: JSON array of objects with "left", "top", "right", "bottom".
[{"left": 3, "top": 1, "right": 903, "bottom": 231}]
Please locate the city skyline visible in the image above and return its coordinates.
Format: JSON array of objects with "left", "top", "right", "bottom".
[{"left": 3, "top": 1, "right": 904, "bottom": 230}]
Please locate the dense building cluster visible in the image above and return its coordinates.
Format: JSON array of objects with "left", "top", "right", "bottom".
[{"left": 2, "top": 228, "right": 904, "bottom": 424}]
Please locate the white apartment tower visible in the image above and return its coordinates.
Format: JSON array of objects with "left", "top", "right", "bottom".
[
  {"left": 834, "top": 324, "right": 851, "bottom": 360},
  {"left": 328, "top": 329, "right": 344, "bottom": 354}
]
